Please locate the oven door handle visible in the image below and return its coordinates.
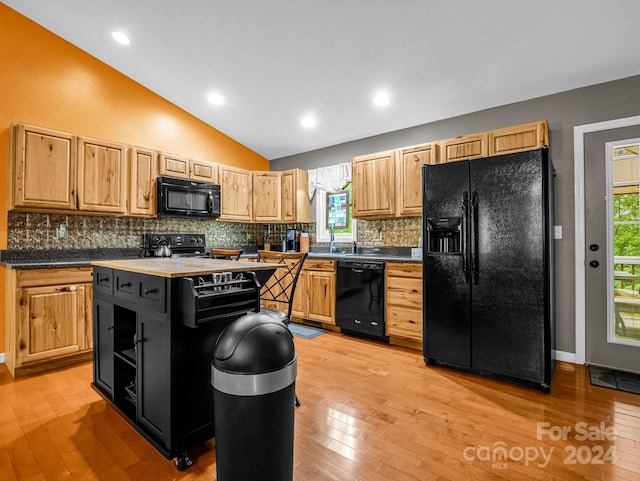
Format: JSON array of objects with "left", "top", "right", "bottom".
[{"left": 351, "top": 268, "right": 364, "bottom": 273}]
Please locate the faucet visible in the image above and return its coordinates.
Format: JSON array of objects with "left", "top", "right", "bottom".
[{"left": 329, "top": 224, "right": 335, "bottom": 254}]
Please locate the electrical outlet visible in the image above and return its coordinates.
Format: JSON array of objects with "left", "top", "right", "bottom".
[{"left": 56, "top": 223, "right": 68, "bottom": 240}]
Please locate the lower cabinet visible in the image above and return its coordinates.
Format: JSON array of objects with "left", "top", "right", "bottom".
[
  {"left": 291, "top": 259, "right": 336, "bottom": 325},
  {"left": 4, "top": 267, "right": 93, "bottom": 377},
  {"left": 386, "top": 262, "right": 422, "bottom": 348}
]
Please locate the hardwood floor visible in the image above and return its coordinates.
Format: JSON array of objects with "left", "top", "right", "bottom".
[{"left": 1, "top": 331, "right": 639, "bottom": 480}]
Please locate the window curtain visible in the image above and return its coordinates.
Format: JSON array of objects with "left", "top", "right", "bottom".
[{"left": 307, "top": 162, "right": 352, "bottom": 200}]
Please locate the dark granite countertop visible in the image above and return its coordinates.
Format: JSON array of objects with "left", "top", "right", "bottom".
[
  {"left": 0, "top": 246, "right": 422, "bottom": 269},
  {"left": 0, "top": 248, "right": 143, "bottom": 269}
]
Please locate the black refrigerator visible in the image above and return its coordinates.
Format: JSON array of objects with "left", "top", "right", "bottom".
[{"left": 422, "top": 147, "right": 555, "bottom": 391}]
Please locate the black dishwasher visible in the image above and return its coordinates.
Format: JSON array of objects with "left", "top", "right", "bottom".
[{"left": 336, "top": 260, "right": 387, "bottom": 341}]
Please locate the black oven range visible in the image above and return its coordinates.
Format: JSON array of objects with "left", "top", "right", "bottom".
[{"left": 144, "top": 233, "right": 208, "bottom": 258}]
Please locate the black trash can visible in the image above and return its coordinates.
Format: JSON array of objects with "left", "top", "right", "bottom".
[{"left": 212, "top": 312, "right": 297, "bottom": 481}]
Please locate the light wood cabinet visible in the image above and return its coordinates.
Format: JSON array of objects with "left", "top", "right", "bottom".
[
  {"left": 158, "top": 152, "right": 190, "bottom": 179},
  {"left": 352, "top": 150, "right": 396, "bottom": 219},
  {"left": 439, "top": 133, "right": 488, "bottom": 162},
  {"left": 128, "top": 147, "right": 157, "bottom": 216},
  {"left": 397, "top": 142, "right": 438, "bottom": 217},
  {"left": 190, "top": 158, "right": 218, "bottom": 182},
  {"left": 77, "top": 137, "right": 127, "bottom": 213},
  {"left": 158, "top": 152, "right": 218, "bottom": 183},
  {"left": 281, "top": 169, "right": 310, "bottom": 223},
  {"left": 488, "top": 120, "right": 549, "bottom": 156},
  {"left": 5, "top": 267, "right": 94, "bottom": 377},
  {"left": 11, "top": 123, "right": 77, "bottom": 211},
  {"left": 292, "top": 259, "right": 335, "bottom": 325},
  {"left": 218, "top": 165, "right": 253, "bottom": 222},
  {"left": 386, "top": 262, "right": 422, "bottom": 348},
  {"left": 252, "top": 171, "right": 282, "bottom": 222}
]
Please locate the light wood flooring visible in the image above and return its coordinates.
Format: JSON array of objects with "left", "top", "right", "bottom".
[{"left": 1, "top": 331, "right": 639, "bottom": 480}]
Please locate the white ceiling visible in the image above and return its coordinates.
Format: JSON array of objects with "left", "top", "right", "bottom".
[{"left": 5, "top": 0, "right": 640, "bottom": 160}]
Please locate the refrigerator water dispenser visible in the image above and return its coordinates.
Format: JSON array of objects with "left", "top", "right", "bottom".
[{"left": 426, "top": 217, "right": 462, "bottom": 253}]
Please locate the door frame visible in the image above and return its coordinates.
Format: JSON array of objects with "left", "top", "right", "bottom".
[{"left": 573, "top": 115, "right": 640, "bottom": 364}]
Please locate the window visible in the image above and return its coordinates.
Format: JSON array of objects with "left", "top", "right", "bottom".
[{"left": 315, "top": 183, "right": 356, "bottom": 243}]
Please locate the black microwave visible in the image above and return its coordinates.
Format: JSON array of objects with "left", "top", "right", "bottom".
[{"left": 157, "top": 176, "right": 221, "bottom": 219}]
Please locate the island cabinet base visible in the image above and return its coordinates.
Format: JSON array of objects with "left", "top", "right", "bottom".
[{"left": 92, "top": 264, "right": 263, "bottom": 470}]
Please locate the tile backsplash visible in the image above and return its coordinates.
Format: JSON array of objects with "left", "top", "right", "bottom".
[{"left": 7, "top": 212, "right": 421, "bottom": 250}]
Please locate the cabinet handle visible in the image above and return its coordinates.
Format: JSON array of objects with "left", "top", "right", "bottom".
[
  {"left": 107, "top": 325, "right": 114, "bottom": 331},
  {"left": 62, "top": 285, "right": 77, "bottom": 292},
  {"left": 119, "top": 282, "right": 132, "bottom": 288},
  {"left": 144, "top": 288, "right": 158, "bottom": 295},
  {"left": 99, "top": 276, "right": 109, "bottom": 284}
]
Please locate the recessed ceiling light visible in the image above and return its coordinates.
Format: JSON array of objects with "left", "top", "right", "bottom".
[
  {"left": 301, "top": 115, "right": 317, "bottom": 128},
  {"left": 373, "top": 92, "right": 390, "bottom": 106},
  {"left": 207, "top": 92, "right": 226, "bottom": 106},
  {"left": 111, "top": 31, "right": 130, "bottom": 45}
]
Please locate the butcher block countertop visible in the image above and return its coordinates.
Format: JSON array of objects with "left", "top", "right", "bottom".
[{"left": 92, "top": 258, "right": 279, "bottom": 278}]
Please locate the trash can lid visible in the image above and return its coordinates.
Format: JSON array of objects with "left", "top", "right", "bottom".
[{"left": 214, "top": 312, "right": 295, "bottom": 374}]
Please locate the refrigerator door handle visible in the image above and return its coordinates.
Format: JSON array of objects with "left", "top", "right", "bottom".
[
  {"left": 471, "top": 191, "right": 479, "bottom": 284},
  {"left": 462, "top": 191, "right": 470, "bottom": 284}
]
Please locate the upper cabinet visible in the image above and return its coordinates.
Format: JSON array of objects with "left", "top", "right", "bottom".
[
  {"left": 281, "top": 169, "right": 310, "bottom": 223},
  {"left": 11, "top": 123, "right": 127, "bottom": 214},
  {"left": 352, "top": 120, "right": 549, "bottom": 219},
  {"left": 352, "top": 150, "right": 396, "bottom": 219},
  {"left": 218, "top": 165, "right": 253, "bottom": 222},
  {"left": 128, "top": 147, "right": 157, "bottom": 217},
  {"left": 190, "top": 158, "right": 218, "bottom": 183},
  {"left": 11, "top": 123, "right": 77, "bottom": 211},
  {"left": 252, "top": 171, "right": 282, "bottom": 223},
  {"left": 77, "top": 136, "right": 127, "bottom": 214},
  {"left": 158, "top": 152, "right": 218, "bottom": 182},
  {"left": 158, "top": 152, "right": 189, "bottom": 179},
  {"left": 396, "top": 142, "right": 438, "bottom": 217},
  {"left": 488, "top": 121, "right": 549, "bottom": 156},
  {"left": 439, "top": 133, "right": 488, "bottom": 163}
]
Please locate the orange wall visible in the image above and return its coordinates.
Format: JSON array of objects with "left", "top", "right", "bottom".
[{"left": 0, "top": 4, "right": 268, "bottom": 354}]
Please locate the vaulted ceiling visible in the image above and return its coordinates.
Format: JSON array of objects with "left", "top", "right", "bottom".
[{"left": 5, "top": 0, "right": 640, "bottom": 159}]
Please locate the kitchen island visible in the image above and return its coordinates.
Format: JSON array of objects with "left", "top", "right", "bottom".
[{"left": 91, "top": 258, "right": 278, "bottom": 470}]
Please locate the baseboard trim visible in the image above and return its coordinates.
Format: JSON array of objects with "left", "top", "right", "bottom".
[{"left": 554, "top": 350, "right": 576, "bottom": 364}]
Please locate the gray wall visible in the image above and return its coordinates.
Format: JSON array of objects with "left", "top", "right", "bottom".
[{"left": 270, "top": 74, "right": 640, "bottom": 355}]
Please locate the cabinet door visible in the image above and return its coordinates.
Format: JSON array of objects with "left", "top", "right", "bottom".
[
  {"left": 282, "top": 169, "right": 310, "bottom": 223},
  {"left": 253, "top": 171, "right": 282, "bottom": 222},
  {"left": 77, "top": 137, "right": 127, "bottom": 213},
  {"left": 397, "top": 143, "right": 438, "bottom": 217},
  {"left": 218, "top": 165, "right": 253, "bottom": 221},
  {"left": 12, "top": 123, "right": 76, "bottom": 210},
  {"left": 352, "top": 150, "right": 396, "bottom": 218},
  {"left": 129, "top": 147, "right": 157, "bottom": 216},
  {"left": 84, "top": 282, "right": 93, "bottom": 350},
  {"left": 440, "top": 133, "right": 488, "bottom": 162},
  {"left": 290, "top": 272, "right": 307, "bottom": 319},
  {"left": 158, "top": 152, "right": 190, "bottom": 179},
  {"left": 306, "top": 271, "right": 335, "bottom": 324},
  {"left": 488, "top": 120, "right": 549, "bottom": 156},
  {"left": 93, "top": 298, "right": 114, "bottom": 397},
  {"left": 137, "top": 314, "right": 171, "bottom": 447},
  {"left": 190, "top": 158, "right": 218, "bottom": 182},
  {"left": 17, "top": 284, "right": 86, "bottom": 365}
]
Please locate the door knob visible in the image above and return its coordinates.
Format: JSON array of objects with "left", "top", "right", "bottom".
[
  {"left": 589, "top": 244, "right": 600, "bottom": 251},
  {"left": 589, "top": 260, "right": 600, "bottom": 268}
]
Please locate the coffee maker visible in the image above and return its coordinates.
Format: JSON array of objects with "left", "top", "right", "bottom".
[{"left": 285, "top": 229, "right": 300, "bottom": 252}]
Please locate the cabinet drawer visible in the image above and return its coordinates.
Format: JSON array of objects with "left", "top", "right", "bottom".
[
  {"left": 139, "top": 276, "right": 166, "bottom": 313},
  {"left": 304, "top": 259, "right": 335, "bottom": 271},
  {"left": 386, "top": 306, "right": 422, "bottom": 340},
  {"left": 94, "top": 267, "right": 113, "bottom": 295},
  {"left": 114, "top": 272, "right": 137, "bottom": 302},
  {"left": 386, "top": 263, "right": 422, "bottom": 278},
  {"left": 387, "top": 278, "right": 422, "bottom": 309}
]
